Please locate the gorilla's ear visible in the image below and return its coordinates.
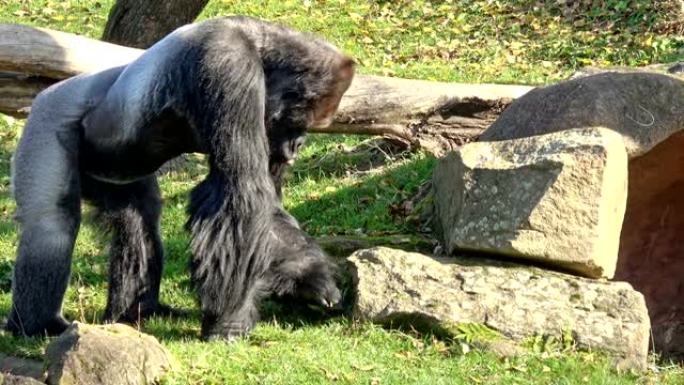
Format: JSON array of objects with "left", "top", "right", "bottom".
[
  {"left": 311, "top": 57, "right": 356, "bottom": 129},
  {"left": 334, "top": 57, "right": 355, "bottom": 99},
  {"left": 337, "top": 57, "right": 356, "bottom": 85}
]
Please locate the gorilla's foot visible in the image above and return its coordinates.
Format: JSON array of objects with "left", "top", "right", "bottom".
[
  {"left": 6, "top": 313, "right": 70, "bottom": 337},
  {"left": 201, "top": 308, "right": 258, "bottom": 342},
  {"left": 152, "top": 303, "right": 192, "bottom": 319},
  {"left": 44, "top": 316, "right": 72, "bottom": 336},
  {"left": 201, "top": 323, "right": 250, "bottom": 342},
  {"left": 103, "top": 301, "right": 188, "bottom": 324}
]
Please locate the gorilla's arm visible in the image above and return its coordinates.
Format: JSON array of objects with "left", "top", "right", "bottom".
[
  {"left": 8, "top": 67, "right": 124, "bottom": 336},
  {"left": 84, "top": 22, "right": 279, "bottom": 339}
]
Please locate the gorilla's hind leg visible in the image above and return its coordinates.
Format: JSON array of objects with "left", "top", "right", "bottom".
[
  {"left": 82, "top": 176, "right": 166, "bottom": 323},
  {"left": 8, "top": 130, "right": 82, "bottom": 337},
  {"left": 8, "top": 207, "right": 80, "bottom": 336},
  {"left": 200, "top": 279, "right": 269, "bottom": 341}
]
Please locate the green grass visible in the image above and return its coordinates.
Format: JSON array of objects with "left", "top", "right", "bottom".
[
  {"left": 0, "top": 1, "right": 683, "bottom": 384},
  {"left": 1, "top": 0, "right": 682, "bottom": 84},
  {"left": 284, "top": 135, "right": 435, "bottom": 235},
  {"left": 203, "top": 0, "right": 684, "bottom": 84}
]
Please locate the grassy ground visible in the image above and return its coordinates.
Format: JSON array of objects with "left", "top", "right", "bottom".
[{"left": 0, "top": 1, "right": 683, "bottom": 384}]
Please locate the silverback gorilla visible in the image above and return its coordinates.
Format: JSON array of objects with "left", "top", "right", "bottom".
[{"left": 7, "top": 16, "right": 354, "bottom": 340}]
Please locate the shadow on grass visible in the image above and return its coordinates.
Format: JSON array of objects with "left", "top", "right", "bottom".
[
  {"left": 0, "top": 303, "right": 45, "bottom": 359},
  {"left": 143, "top": 264, "right": 358, "bottom": 342},
  {"left": 289, "top": 136, "right": 413, "bottom": 184},
  {"left": 289, "top": 154, "right": 436, "bottom": 236}
]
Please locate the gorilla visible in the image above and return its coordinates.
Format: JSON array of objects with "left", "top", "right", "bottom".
[{"left": 7, "top": 16, "right": 354, "bottom": 340}]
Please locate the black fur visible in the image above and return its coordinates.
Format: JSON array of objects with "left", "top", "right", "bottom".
[
  {"left": 81, "top": 175, "right": 164, "bottom": 323},
  {"left": 269, "top": 132, "right": 305, "bottom": 198},
  {"left": 267, "top": 210, "right": 339, "bottom": 306},
  {"left": 7, "top": 16, "right": 353, "bottom": 339}
]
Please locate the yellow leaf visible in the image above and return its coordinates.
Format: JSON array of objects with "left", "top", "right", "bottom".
[
  {"left": 509, "top": 41, "right": 524, "bottom": 50},
  {"left": 351, "top": 364, "right": 375, "bottom": 371},
  {"left": 348, "top": 12, "right": 363, "bottom": 22},
  {"left": 644, "top": 35, "right": 653, "bottom": 46}
]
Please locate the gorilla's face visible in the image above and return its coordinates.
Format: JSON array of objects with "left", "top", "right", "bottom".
[
  {"left": 265, "top": 55, "right": 354, "bottom": 168},
  {"left": 269, "top": 128, "right": 306, "bottom": 166}
]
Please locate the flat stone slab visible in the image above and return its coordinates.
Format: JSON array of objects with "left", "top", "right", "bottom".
[{"left": 348, "top": 247, "right": 650, "bottom": 370}]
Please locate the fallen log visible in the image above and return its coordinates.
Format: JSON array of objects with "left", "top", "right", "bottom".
[
  {"left": 0, "top": 24, "right": 141, "bottom": 78},
  {"left": 330, "top": 75, "right": 530, "bottom": 152},
  {"left": 0, "top": 24, "right": 534, "bottom": 150},
  {"left": 0, "top": 73, "right": 53, "bottom": 117}
]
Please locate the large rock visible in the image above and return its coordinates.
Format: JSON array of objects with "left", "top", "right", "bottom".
[
  {"left": 348, "top": 247, "right": 650, "bottom": 370},
  {"left": 480, "top": 72, "right": 684, "bottom": 157},
  {"left": 479, "top": 71, "right": 684, "bottom": 358},
  {"left": 45, "top": 323, "right": 174, "bottom": 385},
  {"left": 433, "top": 127, "right": 627, "bottom": 278},
  {"left": 570, "top": 62, "right": 684, "bottom": 81}
]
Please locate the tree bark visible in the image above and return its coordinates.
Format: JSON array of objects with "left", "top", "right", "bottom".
[
  {"left": 102, "top": 0, "right": 209, "bottom": 48},
  {"left": 0, "top": 24, "right": 535, "bottom": 150}
]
